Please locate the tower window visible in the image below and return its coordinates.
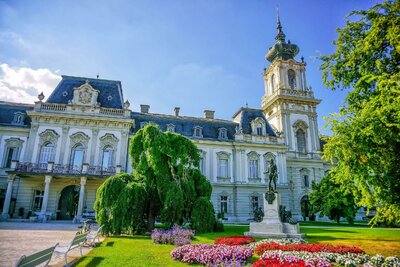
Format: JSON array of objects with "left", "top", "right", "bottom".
[
  {"left": 296, "top": 129, "right": 306, "bottom": 153},
  {"left": 288, "top": 69, "right": 296, "bottom": 89},
  {"left": 271, "top": 74, "right": 275, "bottom": 92}
]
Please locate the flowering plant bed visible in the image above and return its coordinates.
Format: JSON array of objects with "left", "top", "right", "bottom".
[
  {"left": 249, "top": 238, "right": 306, "bottom": 249},
  {"left": 170, "top": 244, "right": 253, "bottom": 265},
  {"left": 255, "top": 242, "right": 364, "bottom": 255},
  {"left": 214, "top": 236, "right": 255, "bottom": 246},
  {"left": 151, "top": 225, "right": 195, "bottom": 246}
]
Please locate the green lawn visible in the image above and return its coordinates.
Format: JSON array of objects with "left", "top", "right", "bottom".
[{"left": 74, "top": 224, "right": 400, "bottom": 267}]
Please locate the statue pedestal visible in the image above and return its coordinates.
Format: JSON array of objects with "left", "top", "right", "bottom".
[{"left": 245, "top": 192, "right": 305, "bottom": 239}]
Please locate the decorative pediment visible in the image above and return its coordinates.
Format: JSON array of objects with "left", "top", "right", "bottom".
[
  {"left": 292, "top": 120, "right": 308, "bottom": 131},
  {"left": 247, "top": 151, "right": 260, "bottom": 159},
  {"left": 70, "top": 131, "right": 90, "bottom": 148},
  {"left": 38, "top": 129, "right": 59, "bottom": 146},
  {"left": 5, "top": 137, "right": 24, "bottom": 147},
  {"left": 99, "top": 133, "right": 119, "bottom": 149},
  {"left": 71, "top": 81, "right": 100, "bottom": 106}
]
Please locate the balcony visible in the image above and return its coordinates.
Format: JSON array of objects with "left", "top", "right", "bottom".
[
  {"left": 34, "top": 102, "right": 131, "bottom": 118},
  {"left": 10, "top": 161, "right": 121, "bottom": 177}
]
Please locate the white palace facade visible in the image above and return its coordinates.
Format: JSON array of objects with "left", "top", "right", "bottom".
[{"left": 0, "top": 21, "right": 328, "bottom": 223}]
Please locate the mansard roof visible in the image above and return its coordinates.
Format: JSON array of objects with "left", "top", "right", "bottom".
[
  {"left": 232, "top": 107, "right": 276, "bottom": 136},
  {"left": 46, "top": 75, "right": 124, "bottom": 109},
  {"left": 131, "top": 112, "right": 238, "bottom": 141},
  {"left": 0, "top": 101, "right": 33, "bottom": 127}
]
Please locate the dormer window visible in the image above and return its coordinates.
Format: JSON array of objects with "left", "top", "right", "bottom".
[
  {"left": 166, "top": 124, "right": 175, "bottom": 132},
  {"left": 218, "top": 128, "right": 227, "bottom": 140},
  {"left": 193, "top": 126, "right": 203, "bottom": 138},
  {"left": 12, "top": 112, "right": 25, "bottom": 125},
  {"left": 251, "top": 117, "right": 266, "bottom": 136}
]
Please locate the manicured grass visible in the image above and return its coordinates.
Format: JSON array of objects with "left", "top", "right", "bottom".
[{"left": 74, "top": 224, "right": 400, "bottom": 266}]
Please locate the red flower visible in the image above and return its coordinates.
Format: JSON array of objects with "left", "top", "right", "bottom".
[
  {"left": 214, "top": 236, "right": 255, "bottom": 246},
  {"left": 253, "top": 259, "right": 306, "bottom": 267},
  {"left": 255, "top": 242, "right": 365, "bottom": 255}
]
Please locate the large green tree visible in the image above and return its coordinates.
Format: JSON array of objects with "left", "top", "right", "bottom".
[
  {"left": 95, "top": 124, "right": 218, "bottom": 234},
  {"left": 309, "top": 174, "right": 357, "bottom": 224},
  {"left": 320, "top": 0, "right": 400, "bottom": 225}
]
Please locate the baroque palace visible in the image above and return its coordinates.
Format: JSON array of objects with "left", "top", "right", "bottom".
[{"left": 0, "top": 20, "right": 327, "bottom": 223}]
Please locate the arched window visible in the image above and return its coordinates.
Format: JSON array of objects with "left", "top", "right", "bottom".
[
  {"left": 296, "top": 129, "right": 306, "bottom": 153},
  {"left": 271, "top": 74, "right": 275, "bottom": 92},
  {"left": 288, "top": 69, "right": 296, "bottom": 89},
  {"left": 218, "top": 128, "right": 227, "bottom": 140},
  {"left": 70, "top": 144, "right": 84, "bottom": 168},
  {"left": 39, "top": 143, "right": 54, "bottom": 164},
  {"left": 101, "top": 146, "right": 113, "bottom": 169},
  {"left": 193, "top": 126, "right": 203, "bottom": 138}
]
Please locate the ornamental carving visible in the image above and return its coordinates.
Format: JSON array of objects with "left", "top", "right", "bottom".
[
  {"left": 5, "top": 137, "right": 24, "bottom": 148},
  {"left": 265, "top": 190, "right": 276, "bottom": 204},
  {"left": 70, "top": 132, "right": 90, "bottom": 148},
  {"left": 38, "top": 129, "right": 59, "bottom": 146},
  {"left": 79, "top": 88, "right": 92, "bottom": 104},
  {"left": 71, "top": 82, "right": 100, "bottom": 106},
  {"left": 99, "top": 133, "right": 119, "bottom": 149}
]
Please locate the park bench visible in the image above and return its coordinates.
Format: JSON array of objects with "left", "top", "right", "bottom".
[
  {"left": 15, "top": 243, "right": 58, "bottom": 267},
  {"left": 53, "top": 233, "right": 88, "bottom": 266},
  {"left": 86, "top": 225, "right": 103, "bottom": 247}
]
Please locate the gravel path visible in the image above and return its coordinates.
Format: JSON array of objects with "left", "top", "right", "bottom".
[{"left": 0, "top": 221, "right": 99, "bottom": 267}]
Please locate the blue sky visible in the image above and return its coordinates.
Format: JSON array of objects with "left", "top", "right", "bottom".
[{"left": 0, "top": 0, "right": 380, "bottom": 135}]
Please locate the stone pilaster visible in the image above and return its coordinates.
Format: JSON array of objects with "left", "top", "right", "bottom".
[{"left": 1, "top": 175, "right": 16, "bottom": 219}]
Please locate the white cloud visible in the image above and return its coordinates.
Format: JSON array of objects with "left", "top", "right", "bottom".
[{"left": 0, "top": 64, "right": 61, "bottom": 104}]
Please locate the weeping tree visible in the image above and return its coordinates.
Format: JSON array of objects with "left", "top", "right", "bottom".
[{"left": 95, "top": 124, "right": 219, "bottom": 234}]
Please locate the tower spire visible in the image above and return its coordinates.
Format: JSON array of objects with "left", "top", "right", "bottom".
[{"left": 275, "top": 7, "right": 286, "bottom": 43}]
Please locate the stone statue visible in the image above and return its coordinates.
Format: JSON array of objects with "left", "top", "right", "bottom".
[
  {"left": 267, "top": 158, "right": 278, "bottom": 192},
  {"left": 279, "top": 205, "right": 297, "bottom": 225}
]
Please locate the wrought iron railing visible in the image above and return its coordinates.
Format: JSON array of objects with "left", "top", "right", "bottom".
[{"left": 15, "top": 162, "right": 118, "bottom": 176}]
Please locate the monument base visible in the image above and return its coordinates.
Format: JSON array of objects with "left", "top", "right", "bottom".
[
  {"left": 245, "top": 222, "right": 305, "bottom": 238},
  {"left": 244, "top": 192, "right": 305, "bottom": 239}
]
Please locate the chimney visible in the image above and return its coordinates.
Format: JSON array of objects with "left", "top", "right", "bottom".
[
  {"left": 174, "top": 107, "right": 180, "bottom": 116},
  {"left": 204, "top": 110, "right": 215, "bottom": 119},
  {"left": 140, "top": 104, "right": 150, "bottom": 113}
]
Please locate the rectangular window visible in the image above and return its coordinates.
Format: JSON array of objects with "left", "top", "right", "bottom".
[
  {"left": 220, "top": 196, "right": 228, "bottom": 213},
  {"left": 249, "top": 159, "right": 259, "bottom": 178},
  {"left": 218, "top": 159, "right": 228, "bottom": 178},
  {"left": 304, "top": 175, "right": 309, "bottom": 187},
  {"left": 5, "top": 147, "right": 16, "bottom": 168},
  {"left": 256, "top": 127, "right": 263, "bottom": 136},
  {"left": 32, "top": 190, "right": 44, "bottom": 211}
]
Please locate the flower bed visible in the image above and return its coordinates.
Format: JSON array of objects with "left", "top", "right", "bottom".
[
  {"left": 249, "top": 238, "right": 306, "bottom": 249},
  {"left": 255, "top": 242, "right": 365, "bottom": 255},
  {"left": 259, "top": 250, "right": 400, "bottom": 267},
  {"left": 170, "top": 244, "right": 253, "bottom": 265},
  {"left": 151, "top": 225, "right": 195, "bottom": 246},
  {"left": 214, "top": 236, "right": 255, "bottom": 246}
]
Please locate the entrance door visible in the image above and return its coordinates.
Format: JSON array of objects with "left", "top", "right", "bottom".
[{"left": 57, "top": 185, "right": 79, "bottom": 220}]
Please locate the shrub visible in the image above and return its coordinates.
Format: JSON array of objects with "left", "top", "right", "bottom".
[
  {"left": 214, "top": 236, "right": 255, "bottom": 246},
  {"left": 213, "top": 220, "right": 224, "bottom": 232},
  {"left": 151, "top": 225, "right": 195, "bottom": 246},
  {"left": 170, "top": 244, "right": 253, "bottom": 265},
  {"left": 191, "top": 196, "right": 217, "bottom": 233}
]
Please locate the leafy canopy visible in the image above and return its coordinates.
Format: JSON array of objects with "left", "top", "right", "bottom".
[
  {"left": 95, "top": 124, "right": 219, "bottom": 234},
  {"left": 320, "top": 0, "right": 400, "bottom": 225},
  {"left": 309, "top": 174, "right": 357, "bottom": 224}
]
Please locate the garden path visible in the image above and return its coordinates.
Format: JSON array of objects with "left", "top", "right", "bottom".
[{"left": 0, "top": 221, "right": 99, "bottom": 267}]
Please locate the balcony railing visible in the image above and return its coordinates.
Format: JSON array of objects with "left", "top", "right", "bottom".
[
  {"left": 14, "top": 162, "right": 120, "bottom": 177},
  {"left": 34, "top": 102, "right": 131, "bottom": 118}
]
